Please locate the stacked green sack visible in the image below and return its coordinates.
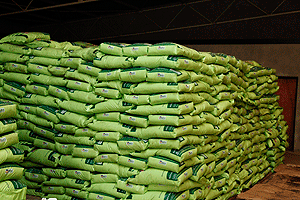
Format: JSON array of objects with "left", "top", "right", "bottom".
[
  {"left": 0, "top": 32, "right": 104, "bottom": 200},
  {"left": 0, "top": 100, "right": 27, "bottom": 199},
  {"left": 0, "top": 33, "right": 289, "bottom": 200}
]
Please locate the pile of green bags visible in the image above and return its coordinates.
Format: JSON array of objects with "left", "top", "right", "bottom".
[
  {"left": 0, "top": 100, "right": 27, "bottom": 199},
  {"left": 0, "top": 32, "right": 288, "bottom": 200}
]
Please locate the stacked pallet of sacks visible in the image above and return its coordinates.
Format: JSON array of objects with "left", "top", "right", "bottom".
[
  {"left": 0, "top": 32, "right": 289, "bottom": 200},
  {"left": 0, "top": 100, "right": 27, "bottom": 199}
]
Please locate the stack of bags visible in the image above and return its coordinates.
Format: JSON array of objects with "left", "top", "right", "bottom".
[
  {"left": 0, "top": 32, "right": 289, "bottom": 200},
  {"left": 0, "top": 100, "right": 27, "bottom": 199}
]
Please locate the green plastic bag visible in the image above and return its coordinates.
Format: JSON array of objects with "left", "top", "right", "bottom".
[
  {"left": 118, "top": 155, "right": 148, "bottom": 170},
  {"left": 27, "top": 149, "right": 60, "bottom": 167},
  {"left": 127, "top": 102, "right": 194, "bottom": 116},
  {"left": 20, "top": 111, "right": 53, "bottom": 128},
  {"left": 24, "top": 168, "right": 48, "bottom": 183},
  {"left": 0, "top": 72, "right": 31, "bottom": 85},
  {"left": 95, "top": 112, "right": 120, "bottom": 122},
  {"left": 43, "top": 167, "right": 67, "bottom": 178},
  {"left": 122, "top": 43, "right": 150, "bottom": 57},
  {"left": 56, "top": 110, "right": 93, "bottom": 127},
  {"left": 48, "top": 65, "right": 69, "bottom": 76},
  {"left": 30, "top": 73, "right": 67, "bottom": 86},
  {"left": 0, "top": 52, "right": 29, "bottom": 63},
  {"left": 36, "top": 105, "right": 60, "bottom": 123},
  {"left": 54, "top": 122, "right": 78, "bottom": 134},
  {"left": 0, "top": 32, "right": 50, "bottom": 44},
  {"left": 72, "top": 144, "right": 99, "bottom": 158},
  {"left": 0, "top": 43, "right": 31, "bottom": 55},
  {"left": 132, "top": 82, "right": 194, "bottom": 94},
  {"left": 4, "top": 62, "right": 27, "bottom": 73},
  {"left": 128, "top": 167, "right": 192, "bottom": 186},
  {"left": 27, "top": 63, "right": 52, "bottom": 75},
  {"left": 86, "top": 183, "right": 129, "bottom": 199},
  {"left": 93, "top": 55, "right": 134, "bottom": 69},
  {"left": 0, "top": 118, "right": 17, "bottom": 134},
  {"left": 66, "top": 169, "right": 91, "bottom": 181},
  {"left": 140, "top": 125, "right": 193, "bottom": 139},
  {"left": 99, "top": 42, "right": 126, "bottom": 56},
  {"left": 48, "top": 85, "right": 70, "bottom": 100},
  {"left": 78, "top": 62, "right": 101, "bottom": 77},
  {"left": 33, "top": 136, "right": 56, "bottom": 151},
  {"left": 148, "top": 114, "right": 204, "bottom": 126},
  {"left": 119, "top": 67, "right": 148, "bottom": 82},
  {"left": 56, "top": 99, "right": 94, "bottom": 115},
  {"left": 0, "top": 180, "right": 27, "bottom": 200},
  {"left": 93, "top": 100, "right": 133, "bottom": 113},
  {"left": 147, "top": 68, "right": 189, "bottom": 83},
  {"left": 94, "top": 87, "right": 122, "bottom": 99},
  {"left": 55, "top": 141, "right": 75, "bottom": 155},
  {"left": 120, "top": 113, "right": 148, "bottom": 128},
  {"left": 149, "top": 93, "right": 204, "bottom": 105},
  {"left": 97, "top": 69, "right": 121, "bottom": 81},
  {"left": 65, "top": 69, "right": 97, "bottom": 85},
  {"left": 59, "top": 155, "right": 94, "bottom": 172},
  {"left": 68, "top": 89, "right": 105, "bottom": 104},
  {"left": 32, "top": 46, "right": 69, "bottom": 58},
  {"left": 25, "top": 83, "right": 49, "bottom": 96},
  {"left": 28, "top": 55, "right": 60, "bottom": 66}
]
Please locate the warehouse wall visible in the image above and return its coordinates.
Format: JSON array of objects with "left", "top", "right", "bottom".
[{"left": 186, "top": 44, "right": 300, "bottom": 151}]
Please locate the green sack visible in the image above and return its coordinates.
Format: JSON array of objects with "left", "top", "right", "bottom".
[
  {"left": 0, "top": 101, "right": 17, "bottom": 119},
  {"left": 56, "top": 110, "right": 93, "bottom": 127},
  {"left": 55, "top": 133, "right": 95, "bottom": 146},
  {"left": 43, "top": 167, "right": 67, "bottom": 178},
  {"left": 128, "top": 167, "right": 193, "bottom": 186},
  {"left": 32, "top": 46, "right": 70, "bottom": 58},
  {"left": 25, "top": 83, "right": 49, "bottom": 96},
  {"left": 93, "top": 100, "right": 133, "bottom": 113},
  {"left": 91, "top": 173, "right": 119, "bottom": 184},
  {"left": 0, "top": 52, "right": 29, "bottom": 63},
  {"left": 126, "top": 102, "right": 194, "bottom": 116},
  {"left": 54, "top": 122, "right": 78, "bottom": 134},
  {"left": 30, "top": 73, "right": 67, "bottom": 86},
  {"left": 129, "top": 190, "right": 190, "bottom": 200},
  {"left": 0, "top": 118, "right": 17, "bottom": 134},
  {"left": 20, "top": 111, "right": 53, "bottom": 128},
  {"left": 72, "top": 145, "right": 99, "bottom": 158},
  {"left": 43, "top": 177, "right": 89, "bottom": 189},
  {"left": 94, "top": 131, "right": 123, "bottom": 142},
  {"left": 4, "top": 62, "right": 27, "bottom": 73},
  {"left": 140, "top": 125, "right": 193, "bottom": 139},
  {"left": 149, "top": 93, "right": 204, "bottom": 105},
  {"left": 0, "top": 132, "right": 19, "bottom": 150},
  {"left": 36, "top": 105, "right": 60, "bottom": 123},
  {"left": 48, "top": 85, "right": 70, "bottom": 100},
  {"left": 24, "top": 168, "right": 48, "bottom": 183},
  {"left": 0, "top": 72, "right": 31, "bottom": 84},
  {"left": 156, "top": 145, "right": 197, "bottom": 162},
  {"left": 94, "top": 87, "right": 122, "bottom": 99},
  {"left": 48, "top": 65, "right": 69, "bottom": 76},
  {"left": 118, "top": 179, "right": 147, "bottom": 194},
  {"left": 119, "top": 67, "right": 148, "bottom": 82},
  {"left": 86, "top": 183, "right": 129, "bottom": 199},
  {"left": 33, "top": 136, "right": 56, "bottom": 151},
  {"left": 70, "top": 46, "right": 98, "bottom": 60},
  {"left": 0, "top": 88, "right": 21, "bottom": 102},
  {"left": 147, "top": 68, "right": 189, "bottom": 83},
  {"left": 148, "top": 42, "right": 203, "bottom": 60},
  {"left": 66, "top": 169, "right": 91, "bottom": 181},
  {"left": 123, "top": 94, "right": 150, "bottom": 105},
  {"left": 99, "top": 42, "right": 126, "bottom": 56},
  {"left": 148, "top": 114, "right": 204, "bottom": 126},
  {"left": 55, "top": 141, "right": 75, "bottom": 155},
  {"left": 119, "top": 113, "right": 148, "bottom": 128},
  {"left": 68, "top": 89, "right": 104, "bottom": 104},
  {"left": 132, "top": 82, "right": 194, "bottom": 94},
  {"left": 65, "top": 188, "right": 89, "bottom": 199},
  {"left": 65, "top": 69, "right": 97, "bottom": 85},
  {"left": 41, "top": 185, "right": 66, "bottom": 194},
  {"left": 95, "top": 154, "right": 119, "bottom": 163},
  {"left": 97, "top": 69, "right": 121, "bottom": 81},
  {"left": 122, "top": 43, "right": 150, "bottom": 57},
  {"left": 56, "top": 99, "right": 94, "bottom": 115},
  {"left": 93, "top": 55, "right": 134, "bottom": 69},
  {"left": 16, "top": 129, "right": 36, "bottom": 142},
  {"left": 27, "top": 63, "right": 52, "bottom": 75},
  {"left": 74, "top": 128, "right": 97, "bottom": 137},
  {"left": 59, "top": 155, "right": 95, "bottom": 172},
  {"left": 0, "top": 43, "right": 31, "bottom": 55},
  {"left": 28, "top": 55, "right": 60, "bottom": 66},
  {"left": 148, "top": 155, "right": 185, "bottom": 173},
  {"left": 78, "top": 62, "right": 101, "bottom": 77},
  {"left": 117, "top": 136, "right": 148, "bottom": 151},
  {"left": 59, "top": 57, "right": 84, "bottom": 69},
  {"left": 118, "top": 155, "right": 148, "bottom": 170},
  {"left": 27, "top": 149, "right": 60, "bottom": 167},
  {"left": 95, "top": 112, "right": 120, "bottom": 122},
  {"left": 0, "top": 32, "right": 50, "bottom": 44}
]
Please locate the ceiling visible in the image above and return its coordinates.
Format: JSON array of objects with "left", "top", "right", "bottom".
[{"left": 0, "top": 0, "right": 300, "bottom": 44}]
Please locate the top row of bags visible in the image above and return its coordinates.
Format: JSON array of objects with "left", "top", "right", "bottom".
[{"left": 0, "top": 32, "right": 236, "bottom": 62}]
